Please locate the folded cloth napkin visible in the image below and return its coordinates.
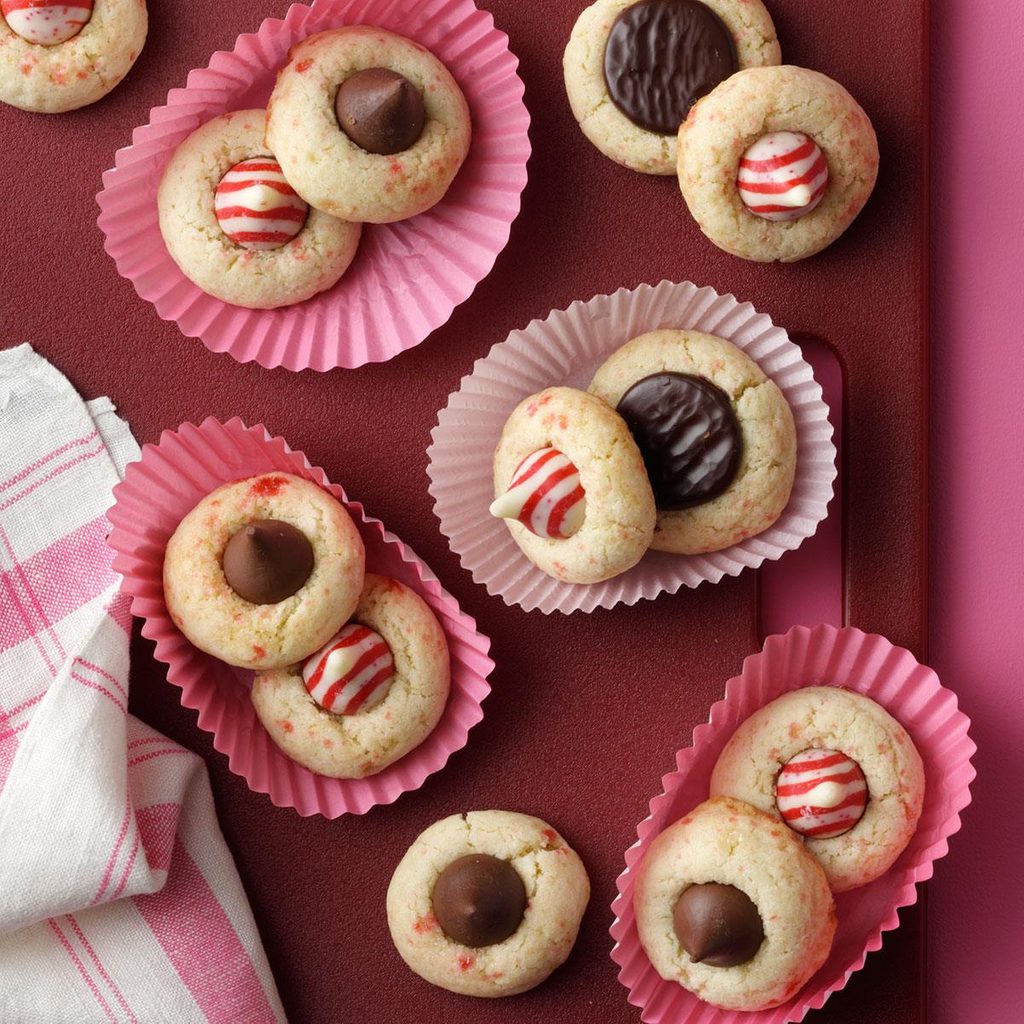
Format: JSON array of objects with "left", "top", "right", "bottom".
[{"left": 0, "top": 345, "right": 286, "bottom": 1024}]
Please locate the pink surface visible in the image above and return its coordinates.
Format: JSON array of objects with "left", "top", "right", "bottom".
[
  {"left": 611, "top": 625, "right": 974, "bottom": 1024},
  {"left": 106, "top": 418, "right": 494, "bottom": 817},
  {"left": 929, "top": 2, "right": 1024, "bottom": 1021}
]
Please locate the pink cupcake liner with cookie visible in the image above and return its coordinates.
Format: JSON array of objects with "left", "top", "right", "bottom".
[
  {"left": 610, "top": 624, "right": 976, "bottom": 1024},
  {"left": 427, "top": 280, "right": 838, "bottom": 614},
  {"left": 96, "top": 0, "right": 530, "bottom": 372},
  {"left": 106, "top": 417, "right": 493, "bottom": 817}
]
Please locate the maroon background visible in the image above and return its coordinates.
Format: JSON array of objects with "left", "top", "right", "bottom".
[{"left": 0, "top": 1, "right": 927, "bottom": 1021}]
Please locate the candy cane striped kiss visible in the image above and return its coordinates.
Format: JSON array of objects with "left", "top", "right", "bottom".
[
  {"left": 775, "top": 748, "right": 868, "bottom": 839},
  {"left": 490, "top": 447, "right": 587, "bottom": 540},
  {"left": 302, "top": 624, "right": 395, "bottom": 716},
  {"left": 1, "top": 0, "right": 93, "bottom": 45},
  {"left": 214, "top": 158, "right": 309, "bottom": 251},
  {"left": 737, "top": 131, "right": 829, "bottom": 222}
]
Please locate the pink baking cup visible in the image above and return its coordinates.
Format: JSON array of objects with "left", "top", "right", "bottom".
[
  {"left": 95, "top": 0, "right": 530, "bottom": 372},
  {"left": 610, "top": 624, "right": 976, "bottom": 1024},
  {"left": 427, "top": 281, "right": 837, "bottom": 613},
  {"left": 106, "top": 417, "right": 493, "bottom": 817}
]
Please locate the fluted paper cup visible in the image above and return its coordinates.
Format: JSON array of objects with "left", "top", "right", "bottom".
[
  {"left": 427, "top": 281, "right": 837, "bottom": 613},
  {"left": 96, "top": 0, "right": 530, "bottom": 372},
  {"left": 610, "top": 624, "right": 976, "bottom": 1023},
  {"left": 106, "top": 417, "right": 493, "bottom": 817}
]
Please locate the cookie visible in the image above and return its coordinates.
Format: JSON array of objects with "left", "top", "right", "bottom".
[
  {"left": 0, "top": 0, "right": 146, "bottom": 113},
  {"left": 634, "top": 796, "right": 835, "bottom": 1011},
  {"left": 491, "top": 386, "right": 656, "bottom": 584},
  {"left": 678, "top": 65, "right": 879, "bottom": 261},
  {"left": 386, "top": 810, "right": 590, "bottom": 997},
  {"left": 266, "top": 26, "right": 471, "bottom": 224},
  {"left": 163, "top": 473, "right": 365, "bottom": 671},
  {"left": 157, "top": 109, "right": 362, "bottom": 309},
  {"left": 588, "top": 330, "right": 796, "bottom": 554},
  {"left": 709, "top": 687, "right": 926, "bottom": 892},
  {"left": 250, "top": 573, "right": 450, "bottom": 779},
  {"left": 564, "top": 0, "right": 780, "bottom": 175}
]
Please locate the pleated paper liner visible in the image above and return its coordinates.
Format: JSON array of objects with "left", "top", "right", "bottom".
[
  {"left": 427, "top": 280, "right": 838, "bottom": 614},
  {"left": 96, "top": 0, "right": 530, "bottom": 371},
  {"left": 610, "top": 624, "right": 976, "bottom": 1024},
  {"left": 106, "top": 417, "right": 493, "bottom": 817}
]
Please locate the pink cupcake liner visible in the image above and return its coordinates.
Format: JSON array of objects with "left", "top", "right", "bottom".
[
  {"left": 427, "top": 281, "right": 838, "bottom": 614},
  {"left": 96, "top": 0, "right": 530, "bottom": 372},
  {"left": 106, "top": 417, "right": 493, "bottom": 817},
  {"left": 610, "top": 624, "right": 976, "bottom": 1024}
]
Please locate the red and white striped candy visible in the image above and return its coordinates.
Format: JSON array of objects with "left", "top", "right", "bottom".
[
  {"left": 737, "top": 131, "right": 829, "bottom": 222},
  {"left": 214, "top": 158, "right": 308, "bottom": 251},
  {"left": 2, "top": 0, "right": 93, "bottom": 45},
  {"left": 302, "top": 623, "right": 395, "bottom": 716},
  {"left": 489, "top": 447, "right": 586, "bottom": 540},
  {"left": 775, "top": 748, "right": 868, "bottom": 839}
]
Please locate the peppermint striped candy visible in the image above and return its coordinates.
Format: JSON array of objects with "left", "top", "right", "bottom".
[
  {"left": 302, "top": 623, "right": 395, "bottom": 716},
  {"left": 489, "top": 447, "right": 586, "bottom": 540},
  {"left": 2, "top": 0, "right": 93, "bottom": 45},
  {"left": 737, "top": 131, "right": 829, "bottom": 223},
  {"left": 214, "top": 158, "right": 309, "bottom": 251},
  {"left": 775, "top": 748, "right": 868, "bottom": 839}
]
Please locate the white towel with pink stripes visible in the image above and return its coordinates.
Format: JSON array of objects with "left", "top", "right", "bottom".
[{"left": 0, "top": 345, "right": 286, "bottom": 1024}]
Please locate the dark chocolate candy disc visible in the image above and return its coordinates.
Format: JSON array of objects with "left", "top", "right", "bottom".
[
  {"left": 431, "top": 854, "right": 527, "bottom": 948},
  {"left": 673, "top": 882, "right": 765, "bottom": 967},
  {"left": 221, "top": 519, "right": 314, "bottom": 605},
  {"left": 616, "top": 372, "right": 742, "bottom": 510},
  {"left": 603, "top": 0, "right": 738, "bottom": 135},
  {"left": 335, "top": 67, "right": 426, "bottom": 155}
]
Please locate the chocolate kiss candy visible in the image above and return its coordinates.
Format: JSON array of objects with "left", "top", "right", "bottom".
[
  {"left": 673, "top": 882, "right": 764, "bottom": 967},
  {"left": 335, "top": 68, "right": 426, "bottom": 155},
  {"left": 221, "top": 519, "right": 314, "bottom": 605},
  {"left": 431, "top": 854, "right": 527, "bottom": 948}
]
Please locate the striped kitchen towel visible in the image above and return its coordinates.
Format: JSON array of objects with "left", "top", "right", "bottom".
[{"left": 0, "top": 345, "right": 286, "bottom": 1024}]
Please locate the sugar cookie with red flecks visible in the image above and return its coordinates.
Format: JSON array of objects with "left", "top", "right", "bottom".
[
  {"left": 588, "top": 329, "right": 796, "bottom": 555},
  {"left": 563, "top": 0, "right": 780, "bottom": 175},
  {"left": 0, "top": 0, "right": 146, "bottom": 113},
  {"left": 386, "top": 810, "right": 590, "bottom": 996},
  {"left": 709, "top": 687, "right": 925, "bottom": 891},
  {"left": 251, "top": 573, "right": 449, "bottom": 779},
  {"left": 492, "top": 387, "right": 655, "bottom": 584},
  {"left": 266, "top": 26, "right": 471, "bottom": 224},
  {"left": 163, "top": 473, "right": 365, "bottom": 671},
  {"left": 677, "top": 65, "right": 879, "bottom": 262},
  {"left": 157, "top": 109, "right": 361, "bottom": 309},
  {"left": 634, "top": 797, "right": 835, "bottom": 1011}
]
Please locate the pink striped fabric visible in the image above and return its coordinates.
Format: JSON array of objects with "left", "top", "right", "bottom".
[{"left": 0, "top": 345, "right": 286, "bottom": 1023}]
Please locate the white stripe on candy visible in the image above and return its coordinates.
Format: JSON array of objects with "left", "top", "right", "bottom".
[
  {"left": 214, "top": 158, "right": 308, "bottom": 252},
  {"left": 302, "top": 624, "right": 395, "bottom": 716},
  {"left": 775, "top": 748, "right": 868, "bottom": 839},
  {"left": 489, "top": 447, "right": 586, "bottom": 540},
  {"left": 737, "top": 131, "right": 829, "bottom": 223},
  {"left": 1, "top": 1, "right": 93, "bottom": 45}
]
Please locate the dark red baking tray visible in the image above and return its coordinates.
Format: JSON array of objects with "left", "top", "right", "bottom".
[{"left": 0, "top": 0, "right": 927, "bottom": 1020}]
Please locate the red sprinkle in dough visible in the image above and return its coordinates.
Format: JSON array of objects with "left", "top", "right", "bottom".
[
  {"left": 414, "top": 913, "right": 438, "bottom": 934},
  {"left": 253, "top": 645, "right": 267, "bottom": 659},
  {"left": 541, "top": 828, "right": 558, "bottom": 845},
  {"left": 296, "top": 59, "right": 313, "bottom": 73},
  {"left": 457, "top": 954, "right": 475, "bottom": 972},
  {"left": 278, "top": 720, "right": 294, "bottom": 734},
  {"left": 249, "top": 475, "right": 289, "bottom": 497}
]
